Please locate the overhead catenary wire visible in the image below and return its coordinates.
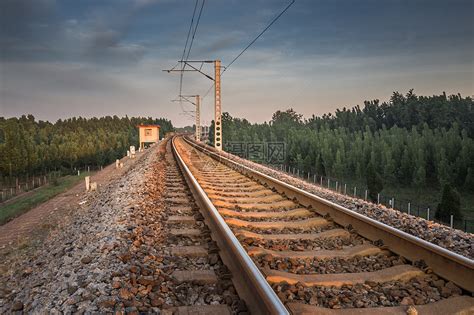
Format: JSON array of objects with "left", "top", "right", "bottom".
[
  {"left": 179, "top": 0, "right": 206, "bottom": 119},
  {"left": 222, "top": 0, "right": 295, "bottom": 74},
  {"left": 185, "top": 0, "right": 206, "bottom": 63},
  {"left": 201, "top": 0, "right": 295, "bottom": 102},
  {"left": 179, "top": 0, "right": 199, "bottom": 107}
]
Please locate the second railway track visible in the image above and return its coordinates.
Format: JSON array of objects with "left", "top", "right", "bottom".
[{"left": 171, "top": 135, "right": 474, "bottom": 314}]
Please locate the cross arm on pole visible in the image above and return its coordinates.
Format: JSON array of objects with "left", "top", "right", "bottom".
[
  {"left": 181, "top": 61, "right": 214, "bottom": 81},
  {"left": 163, "top": 60, "right": 215, "bottom": 81},
  {"left": 171, "top": 95, "right": 197, "bottom": 106}
]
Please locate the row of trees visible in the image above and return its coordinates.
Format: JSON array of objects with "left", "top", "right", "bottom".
[
  {"left": 209, "top": 91, "right": 473, "bottom": 192},
  {"left": 0, "top": 115, "right": 173, "bottom": 180}
]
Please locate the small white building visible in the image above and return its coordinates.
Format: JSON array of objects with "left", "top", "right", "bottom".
[{"left": 137, "top": 124, "right": 160, "bottom": 149}]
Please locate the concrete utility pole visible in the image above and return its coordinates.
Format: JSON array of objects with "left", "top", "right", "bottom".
[
  {"left": 214, "top": 60, "right": 222, "bottom": 150},
  {"left": 195, "top": 95, "right": 201, "bottom": 141},
  {"left": 175, "top": 94, "right": 201, "bottom": 142},
  {"left": 164, "top": 60, "right": 222, "bottom": 150}
]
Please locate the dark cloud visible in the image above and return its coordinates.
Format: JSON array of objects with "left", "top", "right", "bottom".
[
  {"left": 1, "top": 0, "right": 473, "bottom": 126},
  {"left": 0, "top": 0, "right": 58, "bottom": 40},
  {"left": 83, "top": 28, "right": 146, "bottom": 64},
  {"left": 196, "top": 34, "right": 242, "bottom": 56},
  {"left": 0, "top": 0, "right": 64, "bottom": 61},
  {"left": 0, "top": 0, "right": 151, "bottom": 65}
]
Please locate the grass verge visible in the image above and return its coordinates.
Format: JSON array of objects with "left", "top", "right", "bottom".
[{"left": 0, "top": 172, "right": 93, "bottom": 225}]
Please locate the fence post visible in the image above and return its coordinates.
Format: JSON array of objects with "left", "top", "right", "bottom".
[
  {"left": 313, "top": 174, "right": 316, "bottom": 183},
  {"left": 364, "top": 190, "right": 368, "bottom": 200},
  {"left": 377, "top": 193, "right": 380, "bottom": 204},
  {"left": 344, "top": 184, "right": 347, "bottom": 195},
  {"left": 307, "top": 172, "right": 310, "bottom": 181},
  {"left": 297, "top": 169, "right": 299, "bottom": 177},
  {"left": 77, "top": 170, "right": 80, "bottom": 176},
  {"left": 427, "top": 207, "right": 430, "bottom": 220},
  {"left": 335, "top": 181, "right": 338, "bottom": 192},
  {"left": 354, "top": 186, "right": 357, "bottom": 197},
  {"left": 327, "top": 178, "right": 330, "bottom": 188},
  {"left": 450, "top": 215, "right": 454, "bottom": 228},
  {"left": 320, "top": 176, "right": 323, "bottom": 186},
  {"left": 408, "top": 202, "right": 411, "bottom": 215}
]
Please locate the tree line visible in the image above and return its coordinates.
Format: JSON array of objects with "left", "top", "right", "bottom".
[
  {"left": 210, "top": 91, "right": 473, "bottom": 201},
  {"left": 0, "top": 115, "right": 173, "bottom": 180}
]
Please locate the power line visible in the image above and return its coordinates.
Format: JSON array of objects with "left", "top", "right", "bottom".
[
  {"left": 202, "top": 0, "right": 295, "bottom": 102},
  {"left": 222, "top": 0, "right": 295, "bottom": 74},
  {"left": 180, "top": 0, "right": 199, "bottom": 63},
  {"left": 178, "top": 0, "right": 206, "bottom": 120},
  {"left": 185, "top": 0, "right": 206, "bottom": 63},
  {"left": 179, "top": 0, "right": 199, "bottom": 102}
]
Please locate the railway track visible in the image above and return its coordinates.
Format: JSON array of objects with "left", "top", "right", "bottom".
[
  {"left": 171, "top": 135, "right": 474, "bottom": 314},
  {"left": 159, "top": 139, "right": 247, "bottom": 314}
]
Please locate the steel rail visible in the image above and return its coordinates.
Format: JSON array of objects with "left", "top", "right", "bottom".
[
  {"left": 171, "top": 136, "right": 289, "bottom": 315},
  {"left": 182, "top": 136, "right": 474, "bottom": 293}
]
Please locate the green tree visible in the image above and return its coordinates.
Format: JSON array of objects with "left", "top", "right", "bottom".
[
  {"left": 366, "top": 162, "right": 383, "bottom": 202},
  {"left": 435, "top": 184, "right": 462, "bottom": 222},
  {"left": 316, "top": 154, "right": 326, "bottom": 176},
  {"left": 464, "top": 168, "right": 474, "bottom": 192}
]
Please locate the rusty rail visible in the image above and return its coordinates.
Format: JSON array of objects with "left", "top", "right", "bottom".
[
  {"left": 182, "top": 136, "right": 474, "bottom": 293},
  {"left": 171, "top": 136, "right": 289, "bottom": 314}
]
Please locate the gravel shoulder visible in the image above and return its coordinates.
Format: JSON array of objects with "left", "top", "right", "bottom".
[{"left": 0, "top": 143, "right": 160, "bottom": 313}]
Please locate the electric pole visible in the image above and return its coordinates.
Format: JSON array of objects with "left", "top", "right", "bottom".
[
  {"left": 195, "top": 95, "right": 201, "bottom": 142},
  {"left": 164, "top": 60, "right": 222, "bottom": 150},
  {"left": 214, "top": 60, "right": 222, "bottom": 150},
  {"left": 173, "top": 94, "right": 201, "bottom": 142}
]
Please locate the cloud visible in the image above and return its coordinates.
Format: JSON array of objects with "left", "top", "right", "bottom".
[
  {"left": 0, "top": 0, "right": 58, "bottom": 39},
  {"left": 0, "top": 0, "right": 151, "bottom": 65},
  {"left": 1, "top": 0, "right": 472, "bottom": 127},
  {"left": 82, "top": 29, "right": 146, "bottom": 64}
]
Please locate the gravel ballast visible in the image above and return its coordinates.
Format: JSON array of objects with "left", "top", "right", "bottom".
[
  {"left": 192, "top": 140, "right": 474, "bottom": 260},
  {"left": 0, "top": 145, "right": 159, "bottom": 313}
]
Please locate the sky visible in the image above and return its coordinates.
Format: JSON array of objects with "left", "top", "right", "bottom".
[{"left": 1, "top": 0, "right": 473, "bottom": 127}]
